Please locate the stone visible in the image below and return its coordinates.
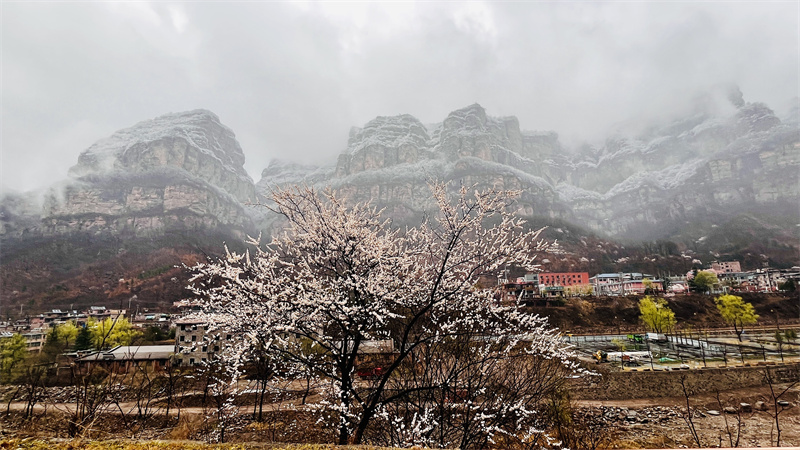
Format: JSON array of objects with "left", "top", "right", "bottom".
[
  {"left": 740, "top": 403, "right": 752, "bottom": 413},
  {"left": 723, "top": 407, "right": 738, "bottom": 414},
  {"left": 754, "top": 401, "right": 767, "bottom": 411},
  {"left": 707, "top": 410, "right": 720, "bottom": 416}
]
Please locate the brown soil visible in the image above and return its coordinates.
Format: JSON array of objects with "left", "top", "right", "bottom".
[{"left": 577, "top": 383, "right": 800, "bottom": 448}]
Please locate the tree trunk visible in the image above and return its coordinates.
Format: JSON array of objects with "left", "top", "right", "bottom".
[
  {"left": 352, "top": 407, "right": 375, "bottom": 445},
  {"left": 338, "top": 423, "right": 349, "bottom": 445}
]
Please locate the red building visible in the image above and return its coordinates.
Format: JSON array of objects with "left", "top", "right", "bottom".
[{"left": 537, "top": 272, "right": 590, "bottom": 287}]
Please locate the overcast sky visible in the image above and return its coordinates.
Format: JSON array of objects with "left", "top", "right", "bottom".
[{"left": 2, "top": 2, "right": 797, "bottom": 193}]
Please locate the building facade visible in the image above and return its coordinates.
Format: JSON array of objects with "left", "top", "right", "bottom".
[
  {"left": 711, "top": 261, "right": 742, "bottom": 274},
  {"left": 174, "top": 317, "right": 233, "bottom": 366},
  {"left": 590, "top": 273, "right": 657, "bottom": 296}
]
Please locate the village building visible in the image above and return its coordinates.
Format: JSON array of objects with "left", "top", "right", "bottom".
[
  {"left": 74, "top": 345, "right": 175, "bottom": 374},
  {"left": 718, "top": 271, "right": 758, "bottom": 292},
  {"left": 86, "top": 306, "right": 127, "bottom": 322},
  {"left": 536, "top": 272, "right": 591, "bottom": 296},
  {"left": 590, "top": 273, "right": 658, "bottom": 296},
  {"left": 711, "top": 261, "right": 742, "bottom": 273},
  {"left": 173, "top": 316, "right": 233, "bottom": 366},
  {"left": 497, "top": 272, "right": 590, "bottom": 304},
  {"left": 21, "top": 328, "right": 46, "bottom": 352}
]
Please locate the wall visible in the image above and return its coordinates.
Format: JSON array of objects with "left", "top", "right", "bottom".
[{"left": 571, "top": 362, "right": 800, "bottom": 400}]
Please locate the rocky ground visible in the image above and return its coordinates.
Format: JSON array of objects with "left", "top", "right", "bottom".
[
  {"left": 1, "top": 382, "right": 797, "bottom": 448},
  {"left": 576, "top": 384, "right": 800, "bottom": 448}
]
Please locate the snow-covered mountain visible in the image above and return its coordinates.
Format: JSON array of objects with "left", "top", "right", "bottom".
[
  {"left": 258, "top": 99, "right": 799, "bottom": 243},
  {"left": 1, "top": 110, "right": 257, "bottom": 239},
  {"left": 1, "top": 96, "right": 797, "bottom": 314},
  {"left": 2, "top": 94, "right": 797, "bottom": 248}
]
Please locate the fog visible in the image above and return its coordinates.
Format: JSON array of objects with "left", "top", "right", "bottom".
[{"left": 1, "top": 2, "right": 797, "bottom": 193}]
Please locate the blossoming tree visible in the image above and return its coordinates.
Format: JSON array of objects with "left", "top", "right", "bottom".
[{"left": 187, "top": 183, "right": 580, "bottom": 446}]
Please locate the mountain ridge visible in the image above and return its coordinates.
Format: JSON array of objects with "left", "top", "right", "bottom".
[{"left": 1, "top": 95, "right": 798, "bottom": 313}]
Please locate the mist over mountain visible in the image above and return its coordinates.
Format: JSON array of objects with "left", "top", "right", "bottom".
[
  {"left": 1, "top": 90, "right": 797, "bottom": 313},
  {"left": 260, "top": 91, "right": 799, "bottom": 246}
]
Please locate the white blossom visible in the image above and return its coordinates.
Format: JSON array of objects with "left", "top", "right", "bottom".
[{"left": 187, "top": 182, "right": 582, "bottom": 447}]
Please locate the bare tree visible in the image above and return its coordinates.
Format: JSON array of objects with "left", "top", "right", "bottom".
[
  {"left": 679, "top": 375, "right": 702, "bottom": 448},
  {"left": 714, "top": 390, "right": 742, "bottom": 448},
  {"left": 366, "top": 328, "right": 573, "bottom": 449},
  {"left": 544, "top": 390, "right": 613, "bottom": 450},
  {"left": 761, "top": 366, "right": 800, "bottom": 447},
  {"left": 162, "top": 359, "right": 188, "bottom": 422}
]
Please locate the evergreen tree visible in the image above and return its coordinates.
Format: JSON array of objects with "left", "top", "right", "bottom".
[{"left": 74, "top": 326, "right": 92, "bottom": 351}]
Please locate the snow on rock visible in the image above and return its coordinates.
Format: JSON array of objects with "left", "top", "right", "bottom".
[
  {"left": 605, "top": 159, "right": 706, "bottom": 197},
  {"left": 69, "top": 109, "right": 255, "bottom": 203},
  {"left": 257, "top": 159, "right": 332, "bottom": 191},
  {"left": 259, "top": 100, "right": 798, "bottom": 239},
  {"left": 346, "top": 114, "right": 430, "bottom": 155},
  {"left": 34, "top": 110, "right": 259, "bottom": 239}
]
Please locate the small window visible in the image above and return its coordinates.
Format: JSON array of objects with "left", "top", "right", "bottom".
[
  {"left": 226, "top": 334, "right": 232, "bottom": 340},
  {"left": 179, "top": 336, "right": 185, "bottom": 342},
  {"left": 191, "top": 335, "right": 197, "bottom": 342},
  {"left": 180, "top": 324, "right": 185, "bottom": 331},
  {"left": 214, "top": 345, "right": 219, "bottom": 352},
  {"left": 202, "top": 345, "right": 207, "bottom": 352},
  {"left": 189, "top": 358, "right": 195, "bottom": 365}
]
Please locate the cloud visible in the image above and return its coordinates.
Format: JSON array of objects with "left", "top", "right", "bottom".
[{"left": 1, "top": 2, "right": 797, "bottom": 193}]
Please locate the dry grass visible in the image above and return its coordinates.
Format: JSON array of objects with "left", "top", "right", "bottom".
[{"left": 0, "top": 440, "right": 401, "bottom": 450}]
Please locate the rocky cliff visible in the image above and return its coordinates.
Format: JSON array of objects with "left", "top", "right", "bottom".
[
  {"left": 557, "top": 101, "right": 798, "bottom": 239},
  {"left": 258, "top": 99, "right": 799, "bottom": 248},
  {"left": 1, "top": 98, "right": 797, "bottom": 314},
  {"left": 2, "top": 110, "right": 258, "bottom": 240},
  {"left": 263, "top": 104, "right": 566, "bottom": 225},
  {"left": 2, "top": 97, "right": 797, "bottom": 256}
]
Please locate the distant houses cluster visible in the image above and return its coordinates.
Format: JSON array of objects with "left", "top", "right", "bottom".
[
  {"left": 1, "top": 260, "right": 798, "bottom": 372},
  {"left": 0, "top": 305, "right": 169, "bottom": 352},
  {"left": 702, "top": 262, "right": 797, "bottom": 293},
  {"left": 497, "top": 261, "right": 800, "bottom": 304}
]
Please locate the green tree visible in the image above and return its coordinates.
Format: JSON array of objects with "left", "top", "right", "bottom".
[
  {"left": 45, "top": 322, "right": 79, "bottom": 353},
  {"left": 42, "top": 326, "right": 68, "bottom": 362},
  {"left": 141, "top": 326, "right": 167, "bottom": 343},
  {"left": 0, "top": 334, "right": 28, "bottom": 383},
  {"left": 74, "top": 326, "right": 92, "bottom": 351},
  {"left": 778, "top": 279, "right": 796, "bottom": 292},
  {"left": 57, "top": 321, "right": 79, "bottom": 349},
  {"left": 715, "top": 294, "right": 759, "bottom": 342},
  {"left": 691, "top": 270, "right": 718, "bottom": 293},
  {"left": 642, "top": 278, "right": 655, "bottom": 294},
  {"left": 638, "top": 296, "right": 676, "bottom": 334},
  {"left": 88, "top": 317, "right": 140, "bottom": 349}
]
